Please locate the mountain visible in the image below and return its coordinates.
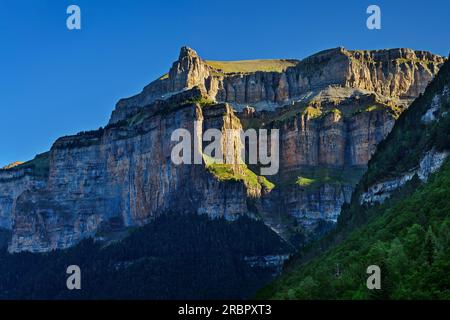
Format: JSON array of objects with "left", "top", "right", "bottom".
[
  {"left": 110, "top": 47, "right": 443, "bottom": 123},
  {"left": 0, "top": 46, "right": 447, "bottom": 299},
  {"left": 113, "top": 46, "right": 446, "bottom": 241},
  {"left": 257, "top": 56, "right": 450, "bottom": 300},
  {"left": 0, "top": 47, "right": 444, "bottom": 254}
]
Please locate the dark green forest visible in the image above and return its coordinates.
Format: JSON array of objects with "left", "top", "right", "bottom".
[
  {"left": 0, "top": 214, "right": 290, "bottom": 299},
  {"left": 258, "top": 162, "right": 450, "bottom": 299}
]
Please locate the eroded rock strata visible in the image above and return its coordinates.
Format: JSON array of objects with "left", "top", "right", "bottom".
[
  {"left": 0, "top": 47, "right": 445, "bottom": 252},
  {"left": 110, "top": 47, "right": 444, "bottom": 123},
  {"left": 3, "top": 90, "right": 254, "bottom": 252}
]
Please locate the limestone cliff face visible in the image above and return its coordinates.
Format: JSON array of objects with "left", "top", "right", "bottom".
[
  {"left": 246, "top": 93, "right": 397, "bottom": 235},
  {"left": 0, "top": 168, "right": 46, "bottom": 230},
  {"left": 3, "top": 89, "right": 253, "bottom": 252},
  {"left": 110, "top": 47, "right": 444, "bottom": 124},
  {"left": 0, "top": 47, "right": 445, "bottom": 251},
  {"left": 279, "top": 110, "right": 394, "bottom": 228},
  {"left": 275, "top": 104, "right": 395, "bottom": 170}
]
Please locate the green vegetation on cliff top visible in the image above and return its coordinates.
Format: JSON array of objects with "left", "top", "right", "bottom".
[
  {"left": 205, "top": 59, "right": 298, "bottom": 74},
  {"left": 204, "top": 155, "right": 275, "bottom": 194},
  {"left": 159, "top": 60, "right": 297, "bottom": 79},
  {"left": 290, "top": 166, "right": 366, "bottom": 191}
]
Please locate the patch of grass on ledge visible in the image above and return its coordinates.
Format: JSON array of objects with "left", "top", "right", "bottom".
[
  {"left": 395, "top": 58, "right": 437, "bottom": 65},
  {"left": 296, "top": 176, "right": 315, "bottom": 187},
  {"left": 183, "top": 96, "right": 216, "bottom": 107},
  {"left": 287, "top": 166, "right": 367, "bottom": 191},
  {"left": 270, "top": 104, "right": 322, "bottom": 125},
  {"left": 204, "top": 155, "right": 275, "bottom": 194},
  {"left": 351, "top": 104, "right": 405, "bottom": 119},
  {"left": 258, "top": 175, "right": 275, "bottom": 191},
  {"left": 304, "top": 106, "right": 323, "bottom": 119},
  {"left": 159, "top": 73, "right": 169, "bottom": 80}
]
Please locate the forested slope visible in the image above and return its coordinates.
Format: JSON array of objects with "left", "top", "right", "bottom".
[{"left": 258, "top": 57, "right": 450, "bottom": 300}]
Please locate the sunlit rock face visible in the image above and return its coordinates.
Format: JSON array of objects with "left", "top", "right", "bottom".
[
  {"left": 0, "top": 46, "right": 445, "bottom": 251},
  {"left": 248, "top": 93, "right": 397, "bottom": 236},
  {"left": 110, "top": 47, "right": 444, "bottom": 124}
]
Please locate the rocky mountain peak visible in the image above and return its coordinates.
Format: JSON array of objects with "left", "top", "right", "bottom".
[
  {"left": 109, "top": 47, "right": 445, "bottom": 125},
  {"left": 168, "top": 46, "right": 211, "bottom": 92},
  {"left": 178, "top": 46, "right": 200, "bottom": 60}
]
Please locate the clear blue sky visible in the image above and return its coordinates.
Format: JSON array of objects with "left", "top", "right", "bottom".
[{"left": 0, "top": 0, "right": 449, "bottom": 167}]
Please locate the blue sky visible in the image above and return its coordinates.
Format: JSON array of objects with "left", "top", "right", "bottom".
[{"left": 0, "top": 0, "right": 449, "bottom": 166}]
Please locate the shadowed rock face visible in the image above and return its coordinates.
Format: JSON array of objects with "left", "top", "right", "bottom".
[
  {"left": 0, "top": 47, "right": 445, "bottom": 252},
  {"left": 3, "top": 90, "right": 253, "bottom": 253}
]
